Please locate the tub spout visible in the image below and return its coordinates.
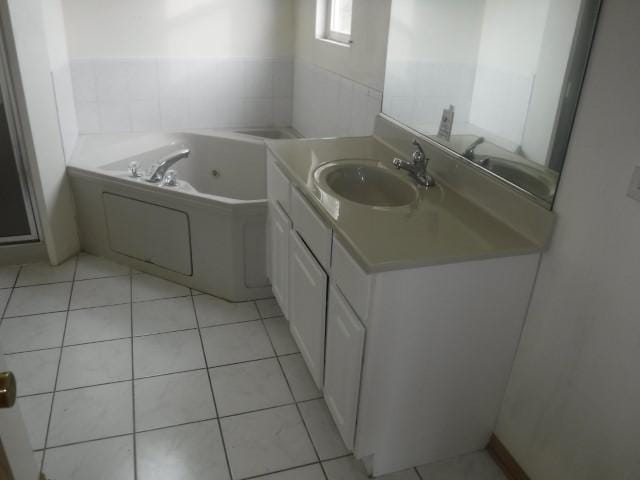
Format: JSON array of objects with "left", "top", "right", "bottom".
[{"left": 146, "top": 148, "right": 190, "bottom": 183}]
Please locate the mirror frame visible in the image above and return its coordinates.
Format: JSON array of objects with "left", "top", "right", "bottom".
[{"left": 382, "top": 0, "right": 604, "bottom": 209}]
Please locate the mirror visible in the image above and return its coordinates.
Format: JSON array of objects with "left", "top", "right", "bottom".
[{"left": 382, "top": 0, "right": 601, "bottom": 207}]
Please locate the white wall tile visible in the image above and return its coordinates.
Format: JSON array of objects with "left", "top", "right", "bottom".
[
  {"left": 94, "top": 60, "right": 129, "bottom": 102},
  {"left": 189, "top": 97, "right": 217, "bottom": 129},
  {"left": 244, "top": 59, "right": 274, "bottom": 98},
  {"left": 130, "top": 100, "right": 161, "bottom": 132},
  {"left": 243, "top": 98, "right": 273, "bottom": 128},
  {"left": 127, "top": 59, "right": 158, "bottom": 101},
  {"left": 215, "top": 59, "right": 245, "bottom": 99},
  {"left": 273, "top": 60, "right": 294, "bottom": 98},
  {"left": 71, "top": 60, "right": 97, "bottom": 101},
  {"left": 98, "top": 101, "right": 131, "bottom": 132},
  {"left": 157, "top": 59, "right": 190, "bottom": 99},
  {"left": 160, "top": 97, "right": 189, "bottom": 130},
  {"left": 76, "top": 101, "right": 101, "bottom": 133},
  {"left": 273, "top": 97, "right": 293, "bottom": 127}
]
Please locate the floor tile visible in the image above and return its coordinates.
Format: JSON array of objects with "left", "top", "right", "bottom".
[
  {"left": 263, "top": 316, "right": 298, "bottom": 355},
  {"left": 17, "top": 393, "right": 52, "bottom": 450},
  {"left": 416, "top": 451, "right": 506, "bottom": 480},
  {"left": 201, "top": 321, "right": 274, "bottom": 367},
  {"left": 16, "top": 258, "right": 76, "bottom": 287},
  {"left": 133, "top": 296, "right": 196, "bottom": 336},
  {"left": 323, "top": 456, "right": 420, "bottom": 480},
  {"left": 57, "top": 339, "right": 132, "bottom": 390},
  {"left": 0, "top": 312, "right": 66, "bottom": 353},
  {"left": 254, "top": 464, "right": 325, "bottom": 480},
  {"left": 64, "top": 304, "right": 131, "bottom": 345},
  {"left": 279, "top": 354, "right": 322, "bottom": 402},
  {"left": 191, "top": 288, "right": 205, "bottom": 296},
  {"left": 136, "top": 420, "right": 229, "bottom": 480},
  {"left": 47, "top": 382, "right": 133, "bottom": 447},
  {"left": 211, "top": 358, "right": 292, "bottom": 416},
  {"left": 133, "top": 329, "right": 205, "bottom": 378},
  {"left": 256, "top": 298, "right": 283, "bottom": 319},
  {"left": 221, "top": 404, "right": 317, "bottom": 479},
  {"left": 194, "top": 294, "right": 259, "bottom": 327},
  {"left": 43, "top": 435, "right": 135, "bottom": 480},
  {"left": 0, "top": 265, "right": 20, "bottom": 288},
  {"left": 5, "top": 283, "right": 72, "bottom": 317},
  {"left": 299, "top": 399, "right": 349, "bottom": 460},
  {"left": 132, "top": 274, "right": 189, "bottom": 302},
  {"left": 70, "top": 276, "right": 131, "bottom": 309},
  {"left": 33, "top": 451, "right": 43, "bottom": 470},
  {"left": 0, "top": 288, "right": 11, "bottom": 314},
  {"left": 76, "top": 253, "right": 130, "bottom": 280},
  {"left": 134, "top": 369, "right": 216, "bottom": 431},
  {"left": 7, "top": 348, "right": 60, "bottom": 396}
]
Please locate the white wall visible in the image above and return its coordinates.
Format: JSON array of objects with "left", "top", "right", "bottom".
[
  {"left": 43, "top": 0, "right": 78, "bottom": 161},
  {"left": 62, "top": 0, "right": 295, "bottom": 134},
  {"left": 4, "top": 0, "right": 80, "bottom": 263},
  {"left": 496, "top": 1, "right": 640, "bottom": 478},
  {"left": 62, "top": 0, "right": 294, "bottom": 59}
]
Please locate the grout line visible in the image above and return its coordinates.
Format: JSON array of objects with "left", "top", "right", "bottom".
[
  {"left": 189, "top": 290, "right": 234, "bottom": 480},
  {"left": 0, "top": 265, "right": 22, "bottom": 327},
  {"left": 415, "top": 466, "right": 424, "bottom": 479},
  {"left": 129, "top": 268, "right": 138, "bottom": 480},
  {"left": 240, "top": 461, "right": 328, "bottom": 480},
  {"left": 256, "top": 302, "right": 328, "bottom": 480},
  {"left": 40, "top": 256, "right": 79, "bottom": 473},
  {"left": 43, "top": 432, "right": 134, "bottom": 452}
]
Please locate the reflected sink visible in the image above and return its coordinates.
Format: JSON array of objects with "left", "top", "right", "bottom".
[
  {"left": 314, "top": 159, "right": 419, "bottom": 207},
  {"left": 483, "top": 157, "right": 555, "bottom": 202}
]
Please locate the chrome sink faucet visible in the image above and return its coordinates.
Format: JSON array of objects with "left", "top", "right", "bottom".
[
  {"left": 146, "top": 148, "right": 191, "bottom": 183},
  {"left": 462, "top": 136, "right": 485, "bottom": 161},
  {"left": 393, "top": 139, "right": 435, "bottom": 188}
]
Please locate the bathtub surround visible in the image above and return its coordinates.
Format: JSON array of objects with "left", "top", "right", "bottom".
[{"left": 71, "top": 57, "right": 294, "bottom": 134}]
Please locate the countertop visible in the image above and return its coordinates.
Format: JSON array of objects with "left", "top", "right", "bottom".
[{"left": 267, "top": 136, "right": 543, "bottom": 273}]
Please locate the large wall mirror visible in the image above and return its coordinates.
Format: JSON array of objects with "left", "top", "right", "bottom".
[{"left": 383, "top": 0, "right": 602, "bottom": 208}]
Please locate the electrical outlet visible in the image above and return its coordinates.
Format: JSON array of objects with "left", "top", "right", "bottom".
[{"left": 627, "top": 165, "right": 640, "bottom": 202}]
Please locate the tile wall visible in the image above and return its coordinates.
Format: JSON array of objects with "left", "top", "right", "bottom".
[{"left": 70, "top": 57, "right": 294, "bottom": 134}]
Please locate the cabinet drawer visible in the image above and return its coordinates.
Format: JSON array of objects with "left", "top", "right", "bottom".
[
  {"left": 291, "top": 187, "right": 332, "bottom": 271},
  {"left": 331, "top": 237, "right": 372, "bottom": 321},
  {"left": 267, "top": 153, "right": 291, "bottom": 214}
]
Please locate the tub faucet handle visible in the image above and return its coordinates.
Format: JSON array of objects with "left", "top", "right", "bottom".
[
  {"left": 128, "top": 161, "right": 141, "bottom": 178},
  {"left": 163, "top": 170, "right": 178, "bottom": 187}
]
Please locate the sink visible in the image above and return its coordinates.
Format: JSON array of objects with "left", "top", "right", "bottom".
[
  {"left": 314, "top": 159, "right": 419, "bottom": 207},
  {"left": 483, "top": 157, "right": 556, "bottom": 202}
]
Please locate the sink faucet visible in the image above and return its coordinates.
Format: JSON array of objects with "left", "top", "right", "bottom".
[
  {"left": 146, "top": 148, "right": 190, "bottom": 183},
  {"left": 393, "top": 139, "right": 435, "bottom": 188},
  {"left": 462, "top": 136, "right": 485, "bottom": 161}
]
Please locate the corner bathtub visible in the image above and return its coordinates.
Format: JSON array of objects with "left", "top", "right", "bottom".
[{"left": 68, "top": 129, "right": 297, "bottom": 301}]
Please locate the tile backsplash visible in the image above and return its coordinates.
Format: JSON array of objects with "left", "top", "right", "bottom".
[
  {"left": 71, "top": 57, "right": 294, "bottom": 134},
  {"left": 292, "top": 61, "right": 383, "bottom": 138}
]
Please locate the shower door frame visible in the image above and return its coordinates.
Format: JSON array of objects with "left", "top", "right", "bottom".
[{"left": 0, "top": 8, "right": 40, "bottom": 245}]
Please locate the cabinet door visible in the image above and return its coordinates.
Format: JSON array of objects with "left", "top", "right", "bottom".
[
  {"left": 289, "top": 230, "right": 327, "bottom": 389},
  {"left": 268, "top": 202, "right": 291, "bottom": 317},
  {"left": 324, "top": 285, "right": 365, "bottom": 450}
]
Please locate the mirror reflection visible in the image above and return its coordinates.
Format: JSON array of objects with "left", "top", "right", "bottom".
[{"left": 383, "top": 0, "right": 596, "bottom": 206}]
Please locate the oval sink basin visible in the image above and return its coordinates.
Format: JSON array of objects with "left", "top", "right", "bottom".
[
  {"left": 314, "top": 159, "right": 418, "bottom": 207},
  {"left": 483, "top": 157, "right": 555, "bottom": 202}
]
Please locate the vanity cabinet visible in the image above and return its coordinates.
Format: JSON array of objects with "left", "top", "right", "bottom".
[
  {"left": 288, "top": 230, "right": 328, "bottom": 388},
  {"left": 324, "top": 284, "right": 365, "bottom": 450},
  {"left": 266, "top": 150, "right": 542, "bottom": 477}
]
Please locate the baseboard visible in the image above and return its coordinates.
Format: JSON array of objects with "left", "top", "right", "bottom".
[
  {"left": 487, "top": 434, "right": 530, "bottom": 480},
  {"left": 0, "top": 242, "right": 47, "bottom": 266}
]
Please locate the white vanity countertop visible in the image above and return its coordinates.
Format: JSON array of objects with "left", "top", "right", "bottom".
[{"left": 267, "top": 136, "right": 544, "bottom": 273}]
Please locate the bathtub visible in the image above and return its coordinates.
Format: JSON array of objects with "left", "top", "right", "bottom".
[{"left": 68, "top": 128, "right": 298, "bottom": 301}]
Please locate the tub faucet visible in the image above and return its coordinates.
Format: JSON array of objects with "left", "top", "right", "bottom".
[
  {"left": 393, "top": 139, "right": 435, "bottom": 188},
  {"left": 146, "top": 148, "right": 190, "bottom": 183},
  {"left": 462, "top": 137, "right": 485, "bottom": 161}
]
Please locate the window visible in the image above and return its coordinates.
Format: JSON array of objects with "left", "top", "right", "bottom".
[{"left": 324, "top": 0, "right": 353, "bottom": 44}]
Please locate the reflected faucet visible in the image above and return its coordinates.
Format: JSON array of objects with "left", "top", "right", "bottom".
[
  {"left": 146, "top": 148, "right": 190, "bottom": 183},
  {"left": 462, "top": 137, "right": 485, "bottom": 161},
  {"left": 393, "top": 139, "right": 435, "bottom": 188}
]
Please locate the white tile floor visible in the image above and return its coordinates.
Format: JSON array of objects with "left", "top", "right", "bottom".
[{"left": 0, "top": 254, "right": 505, "bottom": 480}]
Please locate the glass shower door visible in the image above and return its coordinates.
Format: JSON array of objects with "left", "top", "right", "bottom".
[{"left": 0, "top": 27, "right": 38, "bottom": 244}]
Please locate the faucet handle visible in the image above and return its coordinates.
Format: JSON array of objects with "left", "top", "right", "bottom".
[{"left": 412, "top": 139, "right": 426, "bottom": 163}]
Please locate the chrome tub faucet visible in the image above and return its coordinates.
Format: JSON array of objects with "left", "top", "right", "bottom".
[{"left": 146, "top": 148, "right": 191, "bottom": 183}]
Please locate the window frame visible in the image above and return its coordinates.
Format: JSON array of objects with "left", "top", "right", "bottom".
[{"left": 324, "top": 0, "right": 353, "bottom": 45}]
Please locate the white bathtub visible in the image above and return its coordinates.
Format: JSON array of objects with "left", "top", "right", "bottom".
[{"left": 68, "top": 128, "right": 298, "bottom": 301}]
